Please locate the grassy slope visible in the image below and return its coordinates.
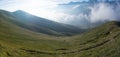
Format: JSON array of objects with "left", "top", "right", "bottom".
[
  {"left": 0, "top": 10, "right": 120, "bottom": 57},
  {"left": 63, "top": 21, "right": 120, "bottom": 57},
  {"left": 0, "top": 10, "right": 73, "bottom": 57}
]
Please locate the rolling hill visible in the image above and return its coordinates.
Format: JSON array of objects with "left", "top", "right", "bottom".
[
  {"left": 0, "top": 9, "right": 120, "bottom": 57},
  {"left": 13, "top": 10, "right": 85, "bottom": 36},
  {"left": 0, "top": 10, "right": 84, "bottom": 36}
]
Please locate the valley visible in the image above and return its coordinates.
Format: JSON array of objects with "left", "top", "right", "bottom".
[{"left": 0, "top": 10, "right": 120, "bottom": 57}]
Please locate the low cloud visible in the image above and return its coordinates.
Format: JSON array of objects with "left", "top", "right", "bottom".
[
  {"left": 53, "top": 2, "right": 120, "bottom": 28},
  {"left": 89, "top": 3, "right": 119, "bottom": 23}
]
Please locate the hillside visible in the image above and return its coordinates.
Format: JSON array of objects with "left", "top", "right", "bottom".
[
  {"left": 0, "top": 10, "right": 75, "bottom": 57},
  {"left": 0, "top": 9, "right": 120, "bottom": 57},
  {"left": 0, "top": 10, "right": 84, "bottom": 36},
  {"left": 12, "top": 10, "right": 84, "bottom": 36},
  {"left": 62, "top": 21, "right": 120, "bottom": 57}
]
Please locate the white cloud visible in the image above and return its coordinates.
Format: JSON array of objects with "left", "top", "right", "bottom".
[{"left": 89, "top": 3, "right": 119, "bottom": 23}]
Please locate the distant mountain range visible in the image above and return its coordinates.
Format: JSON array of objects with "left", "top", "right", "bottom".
[{"left": 0, "top": 10, "right": 85, "bottom": 36}]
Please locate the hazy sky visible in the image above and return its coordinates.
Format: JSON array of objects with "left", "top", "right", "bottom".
[
  {"left": 1, "top": 0, "right": 120, "bottom": 28},
  {"left": 0, "top": 0, "right": 88, "bottom": 21}
]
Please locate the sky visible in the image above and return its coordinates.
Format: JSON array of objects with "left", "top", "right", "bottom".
[
  {"left": 0, "top": 0, "right": 88, "bottom": 21},
  {"left": 1, "top": 0, "right": 119, "bottom": 28}
]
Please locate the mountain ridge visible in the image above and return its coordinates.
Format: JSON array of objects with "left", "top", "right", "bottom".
[{"left": 0, "top": 10, "right": 85, "bottom": 36}]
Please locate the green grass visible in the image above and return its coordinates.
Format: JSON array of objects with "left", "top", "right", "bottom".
[{"left": 0, "top": 10, "right": 120, "bottom": 57}]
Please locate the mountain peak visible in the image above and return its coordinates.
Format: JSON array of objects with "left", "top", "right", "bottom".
[
  {"left": 14, "top": 10, "right": 25, "bottom": 13},
  {"left": 13, "top": 10, "right": 29, "bottom": 14},
  {"left": 13, "top": 10, "right": 33, "bottom": 17}
]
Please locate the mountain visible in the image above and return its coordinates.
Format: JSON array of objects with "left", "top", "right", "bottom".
[
  {"left": 0, "top": 10, "right": 85, "bottom": 36},
  {"left": 13, "top": 10, "right": 85, "bottom": 36},
  {"left": 0, "top": 10, "right": 120, "bottom": 57}
]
